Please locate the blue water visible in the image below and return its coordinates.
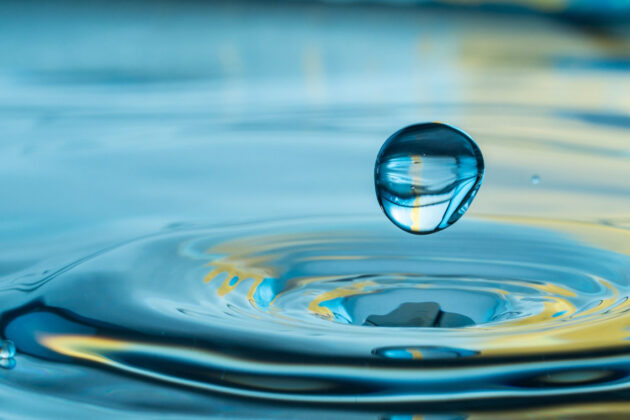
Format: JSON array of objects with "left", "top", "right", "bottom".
[{"left": 2, "top": 1, "right": 630, "bottom": 418}]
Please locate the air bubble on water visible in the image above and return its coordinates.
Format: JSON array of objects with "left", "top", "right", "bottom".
[
  {"left": 374, "top": 122, "right": 484, "bottom": 234},
  {"left": 531, "top": 174, "right": 540, "bottom": 184},
  {"left": 1, "top": 339, "right": 16, "bottom": 359}
]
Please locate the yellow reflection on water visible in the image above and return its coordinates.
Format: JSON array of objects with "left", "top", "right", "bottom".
[
  {"left": 468, "top": 401, "right": 630, "bottom": 419},
  {"left": 201, "top": 216, "right": 630, "bottom": 358}
]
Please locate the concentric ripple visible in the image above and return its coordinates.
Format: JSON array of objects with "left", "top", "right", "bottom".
[{"left": 2, "top": 216, "right": 630, "bottom": 405}]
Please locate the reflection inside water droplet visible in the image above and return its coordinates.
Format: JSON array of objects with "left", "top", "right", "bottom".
[
  {"left": 531, "top": 174, "right": 541, "bottom": 184},
  {"left": 374, "top": 122, "right": 484, "bottom": 234}
]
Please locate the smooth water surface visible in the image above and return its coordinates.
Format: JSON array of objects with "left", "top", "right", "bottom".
[{"left": 1, "top": 1, "right": 630, "bottom": 418}]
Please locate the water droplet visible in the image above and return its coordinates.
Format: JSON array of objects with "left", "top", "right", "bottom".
[
  {"left": 1, "top": 339, "right": 16, "bottom": 359},
  {"left": 0, "top": 358, "right": 15, "bottom": 370},
  {"left": 374, "top": 122, "right": 484, "bottom": 234},
  {"left": 373, "top": 345, "right": 478, "bottom": 360},
  {"left": 531, "top": 174, "right": 540, "bottom": 184}
]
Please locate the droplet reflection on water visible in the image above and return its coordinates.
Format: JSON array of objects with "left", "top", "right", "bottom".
[{"left": 374, "top": 123, "right": 484, "bottom": 234}]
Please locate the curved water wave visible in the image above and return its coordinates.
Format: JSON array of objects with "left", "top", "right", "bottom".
[{"left": 2, "top": 217, "right": 630, "bottom": 404}]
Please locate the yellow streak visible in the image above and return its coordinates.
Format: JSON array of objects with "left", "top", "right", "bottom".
[
  {"left": 202, "top": 232, "right": 354, "bottom": 305},
  {"left": 410, "top": 155, "right": 422, "bottom": 232},
  {"left": 40, "top": 335, "right": 126, "bottom": 364},
  {"left": 577, "top": 278, "right": 618, "bottom": 317},
  {"left": 468, "top": 402, "right": 630, "bottom": 420},
  {"left": 307, "top": 281, "right": 376, "bottom": 319},
  {"left": 408, "top": 349, "right": 424, "bottom": 359},
  {"left": 411, "top": 196, "right": 421, "bottom": 232}
]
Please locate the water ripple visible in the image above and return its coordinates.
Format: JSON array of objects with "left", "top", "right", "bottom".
[{"left": 2, "top": 216, "right": 630, "bottom": 405}]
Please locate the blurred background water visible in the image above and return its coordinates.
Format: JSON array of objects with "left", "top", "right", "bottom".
[{"left": 1, "top": 0, "right": 630, "bottom": 418}]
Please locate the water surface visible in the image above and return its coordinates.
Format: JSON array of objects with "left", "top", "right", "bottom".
[{"left": 1, "top": 1, "right": 630, "bottom": 418}]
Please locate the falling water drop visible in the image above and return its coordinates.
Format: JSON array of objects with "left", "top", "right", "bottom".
[
  {"left": 531, "top": 174, "right": 540, "bottom": 184},
  {"left": 374, "top": 122, "right": 484, "bottom": 234},
  {"left": 0, "top": 340, "right": 15, "bottom": 359}
]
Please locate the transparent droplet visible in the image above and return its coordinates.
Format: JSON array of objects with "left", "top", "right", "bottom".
[
  {"left": 0, "top": 339, "right": 15, "bottom": 359},
  {"left": 374, "top": 122, "right": 484, "bottom": 234},
  {"left": 372, "top": 345, "right": 478, "bottom": 360},
  {"left": 0, "top": 358, "right": 16, "bottom": 370},
  {"left": 531, "top": 174, "right": 540, "bottom": 184}
]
